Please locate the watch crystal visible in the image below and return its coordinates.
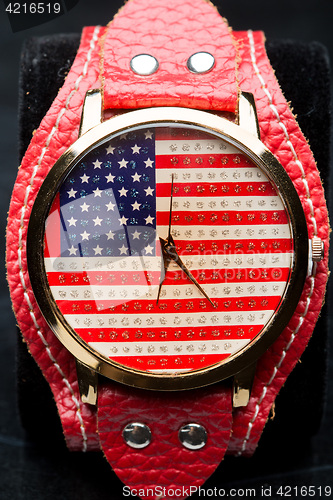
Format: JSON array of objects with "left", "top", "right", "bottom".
[{"left": 43, "top": 124, "right": 293, "bottom": 376}]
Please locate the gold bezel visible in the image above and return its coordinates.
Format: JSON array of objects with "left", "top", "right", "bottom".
[{"left": 27, "top": 107, "right": 308, "bottom": 391}]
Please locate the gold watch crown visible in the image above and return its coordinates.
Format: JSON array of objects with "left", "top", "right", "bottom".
[{"left": 311, "top": 236, "right": 325, "bottom": 262}]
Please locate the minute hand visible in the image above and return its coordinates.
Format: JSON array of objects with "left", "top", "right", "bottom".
[
  {"left": 161, "top": 234, "right": 216, "bottom": 308},
  {"left": 156, "top": 175, "right": 175, "bottom": 305}
]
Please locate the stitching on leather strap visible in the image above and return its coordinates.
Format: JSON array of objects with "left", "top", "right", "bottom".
[
  {"left": 238, "top": 30, "right": 317, "bottom": 456},
  {"left": 17, "top": 25, "right": 101, "bottom": 453},
  {"left": 247, "top": 30, "right": 317, "bottom": 236}
]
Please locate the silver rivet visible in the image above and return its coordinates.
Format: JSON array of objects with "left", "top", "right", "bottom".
[
  {"left": 123, "top": 422, "right": 151, "bottom": 449},
  {"left": 187, "top": 52, "right": 215, "bottom": 74},
  {"left": 130, "top": 54, "right": 159, "bottom": 75},
  {"left": 179, "top": 423, "right": 207, "bottom": 450}
]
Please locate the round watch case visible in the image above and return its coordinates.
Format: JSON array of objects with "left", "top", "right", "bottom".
[{"left": 27, "top": 106, "right": 308, "bottom": 391}]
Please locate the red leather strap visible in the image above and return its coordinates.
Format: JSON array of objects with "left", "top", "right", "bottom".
[
  {"left": 98, "top": 383, "right": 232, "bottom": 499},
  {"left": 6, "top": 0, "right": 329, "bottom": 495},
  {"left": 6, "top": 25, "right": 104, "bottom": 451},
  {"left": 101, "top": 0, "right": 239, "bottom": 111},
  {"left": 227, "top": 30, "right": 329, "bottom": 456}
]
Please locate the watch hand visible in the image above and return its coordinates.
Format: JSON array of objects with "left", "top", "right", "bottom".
[
  {"left": 156, "top": 174, "right": 175, "bottom": 305},
  {"left": 156, "top": 237, "right": 172, "bottom": 305},
  {"left": 167, "top": 173, "right": 175, "bottom": 241},
  {"left": 161, "top": 235, "right": 216, "bottom": 308},
  {"left": 157, "top": 174, "right": 215, "bottom": 308}
]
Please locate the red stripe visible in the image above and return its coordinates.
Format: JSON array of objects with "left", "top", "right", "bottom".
[
  {"left": 156, "top": 210, "right": 288, "bottom": 226},
  {"left": 47, "top": 266, "right": 290, "bottom": 286},
  {"left": 161, "top": 267, "right": 291, "bottom": 284},
  {"left": 106, "top": 353, "right": 232, "bottom": 371},
  {"left": 44, "top": 193, "right": 60, "bottom": 258},
  {"left": 47, "top": 270, "right": 161, "bottom": 286},
  {"left": 77, "top": 325, "right": 263, "bottom": 343},
  {"left": 156, "top": 128, "right": 215, "bottom": 141},
  {"left": 156, "top": 181, "right": 277, "bottom": 197},
  {"left": 172, "top": 239, "right": 293, "bottom": 253},
  {"left": 155, "top": 153, "right": 252, "bottom": 169},
  {"left": 57, "top": 296, "right": 280, "bottom": 315}
]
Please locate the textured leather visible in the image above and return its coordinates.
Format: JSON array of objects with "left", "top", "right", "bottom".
[
  {"left": 226, "top": 30, "right": 329, "bottom": 456},
  {"left": 6, "top": 25, "right": 104, "bottom": 451},
  {"left": 6, "top": 0, "right": 329, "bottom": 495},
  {"left": 98, "top": 383, "right": 232, "bottom": 499},
  {"left": 102, "top": 0, "right": 239, "bottom": 112}
]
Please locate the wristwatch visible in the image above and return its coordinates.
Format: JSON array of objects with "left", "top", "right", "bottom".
[{"left": 6, "top": 0, "right": 329, "bottom": 497}]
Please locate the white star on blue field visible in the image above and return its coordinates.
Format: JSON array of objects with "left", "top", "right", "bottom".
[{"left": 59, "top": 129, "right": 157, "bottom": 258}]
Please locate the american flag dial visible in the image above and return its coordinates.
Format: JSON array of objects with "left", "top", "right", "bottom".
[{"left": 44, "top": 124, "right": 294, "bottom": 376}]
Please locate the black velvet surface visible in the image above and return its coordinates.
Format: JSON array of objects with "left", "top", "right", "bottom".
[{"left": 15, "top": 34, "right": 330, "bottom": 466}]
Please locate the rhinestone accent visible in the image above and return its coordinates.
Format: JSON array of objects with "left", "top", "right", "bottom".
[
  {"left": 179, "top": 423, "right": 207, "bottom": 450},
  {"left": 123, "top": 422, "right": 152, "bottom": 449}
]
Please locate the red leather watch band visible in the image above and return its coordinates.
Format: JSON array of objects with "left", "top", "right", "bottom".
[
  {"left": 98, "top": 383, "right": 232, "bottom": 498},
  {"left": 227, "top": 30, "right": 329, "bottom": 456},
  {"left": 6, "top": 0, "right": 329, "bottom": 495},
  {"left": 101, "top": 0, "right": 239, "bottom": 112},
  {"left": 6, "top": 25, "right": 104, "bottom": 452}
]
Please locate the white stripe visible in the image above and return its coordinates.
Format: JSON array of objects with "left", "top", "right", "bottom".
[
  {"left": 157, "top": 195, "right": 284, "bottom": 212},
  {"left": 66, "top": 310, "right": 274, "bottom": 329},
  {"left": 50, "top": 284, "right": 154, "bottom": 301},
  {"left": 89, "top": 339, "right": 250, "bottom": 357},
  {"left": 176, "top": 253, "right": 292, "bottom": 270},
  {"left": 178, "top": 252, "right": 292, "bottom": 270},
  {"left": 156, "top": 139, "right": 239, "bottom": 155},
  {"left": 50, "top": 281, "right": 287, "bottom": 302},
  {"left": 45, "top": 256, "right": 162, "bottom": 273},
  {"left": 45, "top": 252, "right": 292, "bottom": 273},
  {"left": 159, "top": 224, "right": 292, "bottom": 240},
  {"left": 148, "top": 369, "right": 194, "bottom": 373},
  {"left": 156, "top": 167, "right": 269, "bottom": 184}
]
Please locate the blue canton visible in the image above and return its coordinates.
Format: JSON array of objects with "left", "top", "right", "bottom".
[{"left": 59, "top": 128, "right": 156, "bottom": 258}]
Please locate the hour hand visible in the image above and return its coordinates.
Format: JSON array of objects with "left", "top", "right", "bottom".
[
  {"left": 156, "top": 237, "right": 172, "bottom": 305},
  {"left": 159, "top": 235, "right": 216, "bottom": 308},
  {"left": 156, "top": 173, "right": 215, "bottom": 307}
]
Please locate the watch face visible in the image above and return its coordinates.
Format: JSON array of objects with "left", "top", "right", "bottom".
[{"left": 42, "top": 122, "right": 294, "bottom": 378}]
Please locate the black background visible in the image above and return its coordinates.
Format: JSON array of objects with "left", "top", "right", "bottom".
[{"left": 0, "top": 1, "right": 333, "bottom": 499}]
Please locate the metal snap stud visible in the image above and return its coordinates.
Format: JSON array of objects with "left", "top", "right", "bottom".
[
  {"left": 122, "top": 422, "right": 152, "bottom": 449},
  {"left": 179, "top": 423, "right": 207, "bottom": 450},
  {"left": 187, "top": 52, "right": 215, "bottom": 74},
  {"left": 130, "top": 54, "right": 159, "bottom": 75}
]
